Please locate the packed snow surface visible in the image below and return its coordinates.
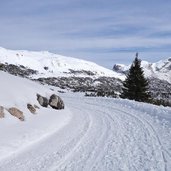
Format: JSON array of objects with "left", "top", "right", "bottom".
[
  {"left": 0, "top": 71, "right": 171, "bottom": 171},
  {"left": 0, "top": 47, "right": 124, "bottom": 79}
]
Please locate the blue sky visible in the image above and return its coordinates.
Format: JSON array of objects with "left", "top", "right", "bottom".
[{"left": 0, "top": 0, "right": 171, "bottom": 68}]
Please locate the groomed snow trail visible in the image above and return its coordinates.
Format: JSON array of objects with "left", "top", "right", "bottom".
[{"left": 0, "top": 94, "right": 171, "bottom": 171}]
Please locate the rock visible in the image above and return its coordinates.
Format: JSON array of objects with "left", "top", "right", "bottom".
[
  {"left": 0, "top": 106, "right": 5, "bottom": 118},
  {"left": 49, "top": 94, "right": 64, "bottom": 110},
  {"left": 1, "top": 63, "right": 38, "bottom": 78},
  {"left": 44, "top": 66, "right": 49, "bottom": 70},
  {"left": 34, "top": 104, "right": 40, "bottom": 109},
  {"left": 8, "top": 107, "right": 24, "bottom": 121},
  {"left": 0, "top": 63, "right": 4, "bottom": 70},
  {"left": 36, "top": 94, "right": 48, "bottom": 107},
  {"left": 27, "top": 104, "right": 36, "bottom": 114}
]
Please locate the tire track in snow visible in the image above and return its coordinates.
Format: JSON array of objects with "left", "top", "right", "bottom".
[
  {"left": 86, "top": 108, "right": 125, "bottom": 171},
  {"left": 81, "top": 104, "right": 151, "bottom": 171},
  {"left": 85, "top": 101, "right": 169, "bottom": 171},
  {"left": 61, "top": 100, "right": 162, "bottom": 170},
  {"left": 62, "top": 95, "right": 169, "bottom": 170},
  {"left": 53, "top": 103, "right": 115, "bottom": 171},
  {"left": 52, "top": 106, "right": 94, "bottom": 171},
  {"left": 0, "top": 106, "right": 92, "bottom": 171},
  {"left": 50, "top": 105, "right": 94, "bottom": 170},
  {"left": 1, "top": 94, "right": 170, "bottom": 171}
]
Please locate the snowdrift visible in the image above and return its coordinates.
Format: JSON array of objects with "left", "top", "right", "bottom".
[{"left": 0, "top": 71, "right": 71, "bottom": 160}]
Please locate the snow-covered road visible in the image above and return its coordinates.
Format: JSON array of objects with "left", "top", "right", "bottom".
[{"left": 0, "top": 93, "right": 171, "bottom": 171}]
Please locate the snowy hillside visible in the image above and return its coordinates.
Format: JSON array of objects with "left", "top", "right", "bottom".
[
  {"left": 0, "top": 71, "right": 71, "bottom": 161},
  {"left": 0, "top": 47, "right": 124, "bottom": 79},
  {"left": 113, "top": 58, "right": 171, "bottom": 83},
  {"left": 0, "top": 47, "right": 171, "bottom": 102},
  {"left": 0, "top": 70, "right": 171, "bottom": 170}
]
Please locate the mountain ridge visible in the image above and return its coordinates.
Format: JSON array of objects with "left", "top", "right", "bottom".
[
  {"left": 0, "top": 47, "right": 171, "bottom": 101},
  {"left": 1, "top": 47, "right": 171, "bottom": 84},
  {"left": 0, "top": 47, "right": 124, "bottom": 79},
  {"left": 113, "top": 58, "right": 171, "bottom": 84}
]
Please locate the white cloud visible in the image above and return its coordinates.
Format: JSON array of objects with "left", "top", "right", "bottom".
[{"left": 0, "top": 0, "right": 171, "bottom": 66}]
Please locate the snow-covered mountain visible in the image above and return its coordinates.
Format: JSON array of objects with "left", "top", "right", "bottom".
[
  {"left": 0, "top": 47, "right": 171, "bottom": 101},
  {"left": 0, "top": 48, "right": 171, "bottom": 170},
  {"left": 0, "top": 47, "right": 124, "bottom": 79},
  {"left": 113, "top": 58, "right": 171, "bottom": 83},
  {"left": 1, "top": 47, "right": 170, "bottom": 84}
]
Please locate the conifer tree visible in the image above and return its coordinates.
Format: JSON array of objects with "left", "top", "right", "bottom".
[{"left": 120, "top": 53, "right": 150, "bottom": 102}]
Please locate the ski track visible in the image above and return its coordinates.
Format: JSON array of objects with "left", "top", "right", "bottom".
[
  {"left": 84, "top": 101, "right": 170, "bottom": 171},
  {"left": 86, "top": 101, "right": 171, "bottom": 158},
  {"left": 0, "top": 95, "right": 170, "bottom": 171}
]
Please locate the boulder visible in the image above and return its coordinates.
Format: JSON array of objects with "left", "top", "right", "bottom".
[
  {"left": 0, "top": 106, "right": 5, "bottom": 118},
  {"left": 36, "top": 94, "right": 48, "bottom": 107},
  {"left": 49, "top": 94, "right": 64, "bottom": 110},
  {"left": 8, "top": 107, "right": 24, "bottom": 121},
  {"left": 27, "top": 104, "right": 36, "bottom": 114},
  {"left": 34, "top": 104, "right": 40, "bottom": 109}
]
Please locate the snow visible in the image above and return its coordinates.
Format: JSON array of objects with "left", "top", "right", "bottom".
[
  {"left": 0, "top": 71, "right": 71, "bottom": 161},
  {"left": 0, "top": 47, "right": 124, "bottom": 79},
  {"left": 0, "top": 71, "right": 171, "bottom": 171},
  {"left": 114, "top": 58, "right": 171, "bottom": 83}
]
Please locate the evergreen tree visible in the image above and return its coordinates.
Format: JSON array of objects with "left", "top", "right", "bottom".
[{"left": 120, "top": 53, "right": 150, "bottom": 102}]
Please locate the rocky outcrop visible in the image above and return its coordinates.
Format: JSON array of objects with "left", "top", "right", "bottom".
[
  {"left": 148, "top": 78, "right": 171, "bottom": 102},
  {"left": 0, "top": 106, "right": 5, "bottom": 118},
  {"left": 37, "top": 94, "right": 48, "bottom": 107},
  {"left": 68, "top": 69, "right": 95, "bottom": 76},
  {"left": 7, "top": 107, "right": 24, "bottom": 121},
  {"left": 49, "top": 94, "right": 64, "bottom": 110},
  {"left": 27, "top": 104, "right": 36, "bottom": 114},
  {"left": 0, "top": 63, "right": 38, "bottom": 78},
  {"left": 34, "top": 76, "right": 122, "bottom": 93},
  {"left": 113, "top": 64, "right": 128, "bottom": 74}
]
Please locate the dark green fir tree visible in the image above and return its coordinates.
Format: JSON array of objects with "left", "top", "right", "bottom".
[{"left": 120, "top": 53, "right": 151, "bottom": 102}]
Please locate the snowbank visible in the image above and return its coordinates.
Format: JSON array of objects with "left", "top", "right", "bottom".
[{"left": 0, "top": 71, "right": 71, "bottom": 160}]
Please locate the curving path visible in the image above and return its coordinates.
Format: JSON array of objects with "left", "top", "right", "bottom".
[{"left": 0, "top": 94, "right": 170, "bottom": 171}]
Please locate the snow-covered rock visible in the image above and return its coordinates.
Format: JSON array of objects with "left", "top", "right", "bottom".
[
  {"left": 49, "top": 94, "right": 64, "bottom": 110},
  {"left": 37, "top": 94, "right": 49, "bottom": 107},
  {"left": 27, "top": 103, "right": 36, "bottom": 114},
  {"left": 7, "top": 107, "right": 25, "bottom": 121}
]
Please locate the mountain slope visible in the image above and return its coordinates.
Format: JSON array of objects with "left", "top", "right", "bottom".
[
  {"left": 0, "top": 47, "right": 170, "bottom": 102},
  {"left": 1, "top": 47, "right": 170, "bottom": 83},
  {"left": 0, "top": 47, "right": 124, "bottom": 79},
  {"left": 113, "top": 58, "right": 171, "bottom": 83}
]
